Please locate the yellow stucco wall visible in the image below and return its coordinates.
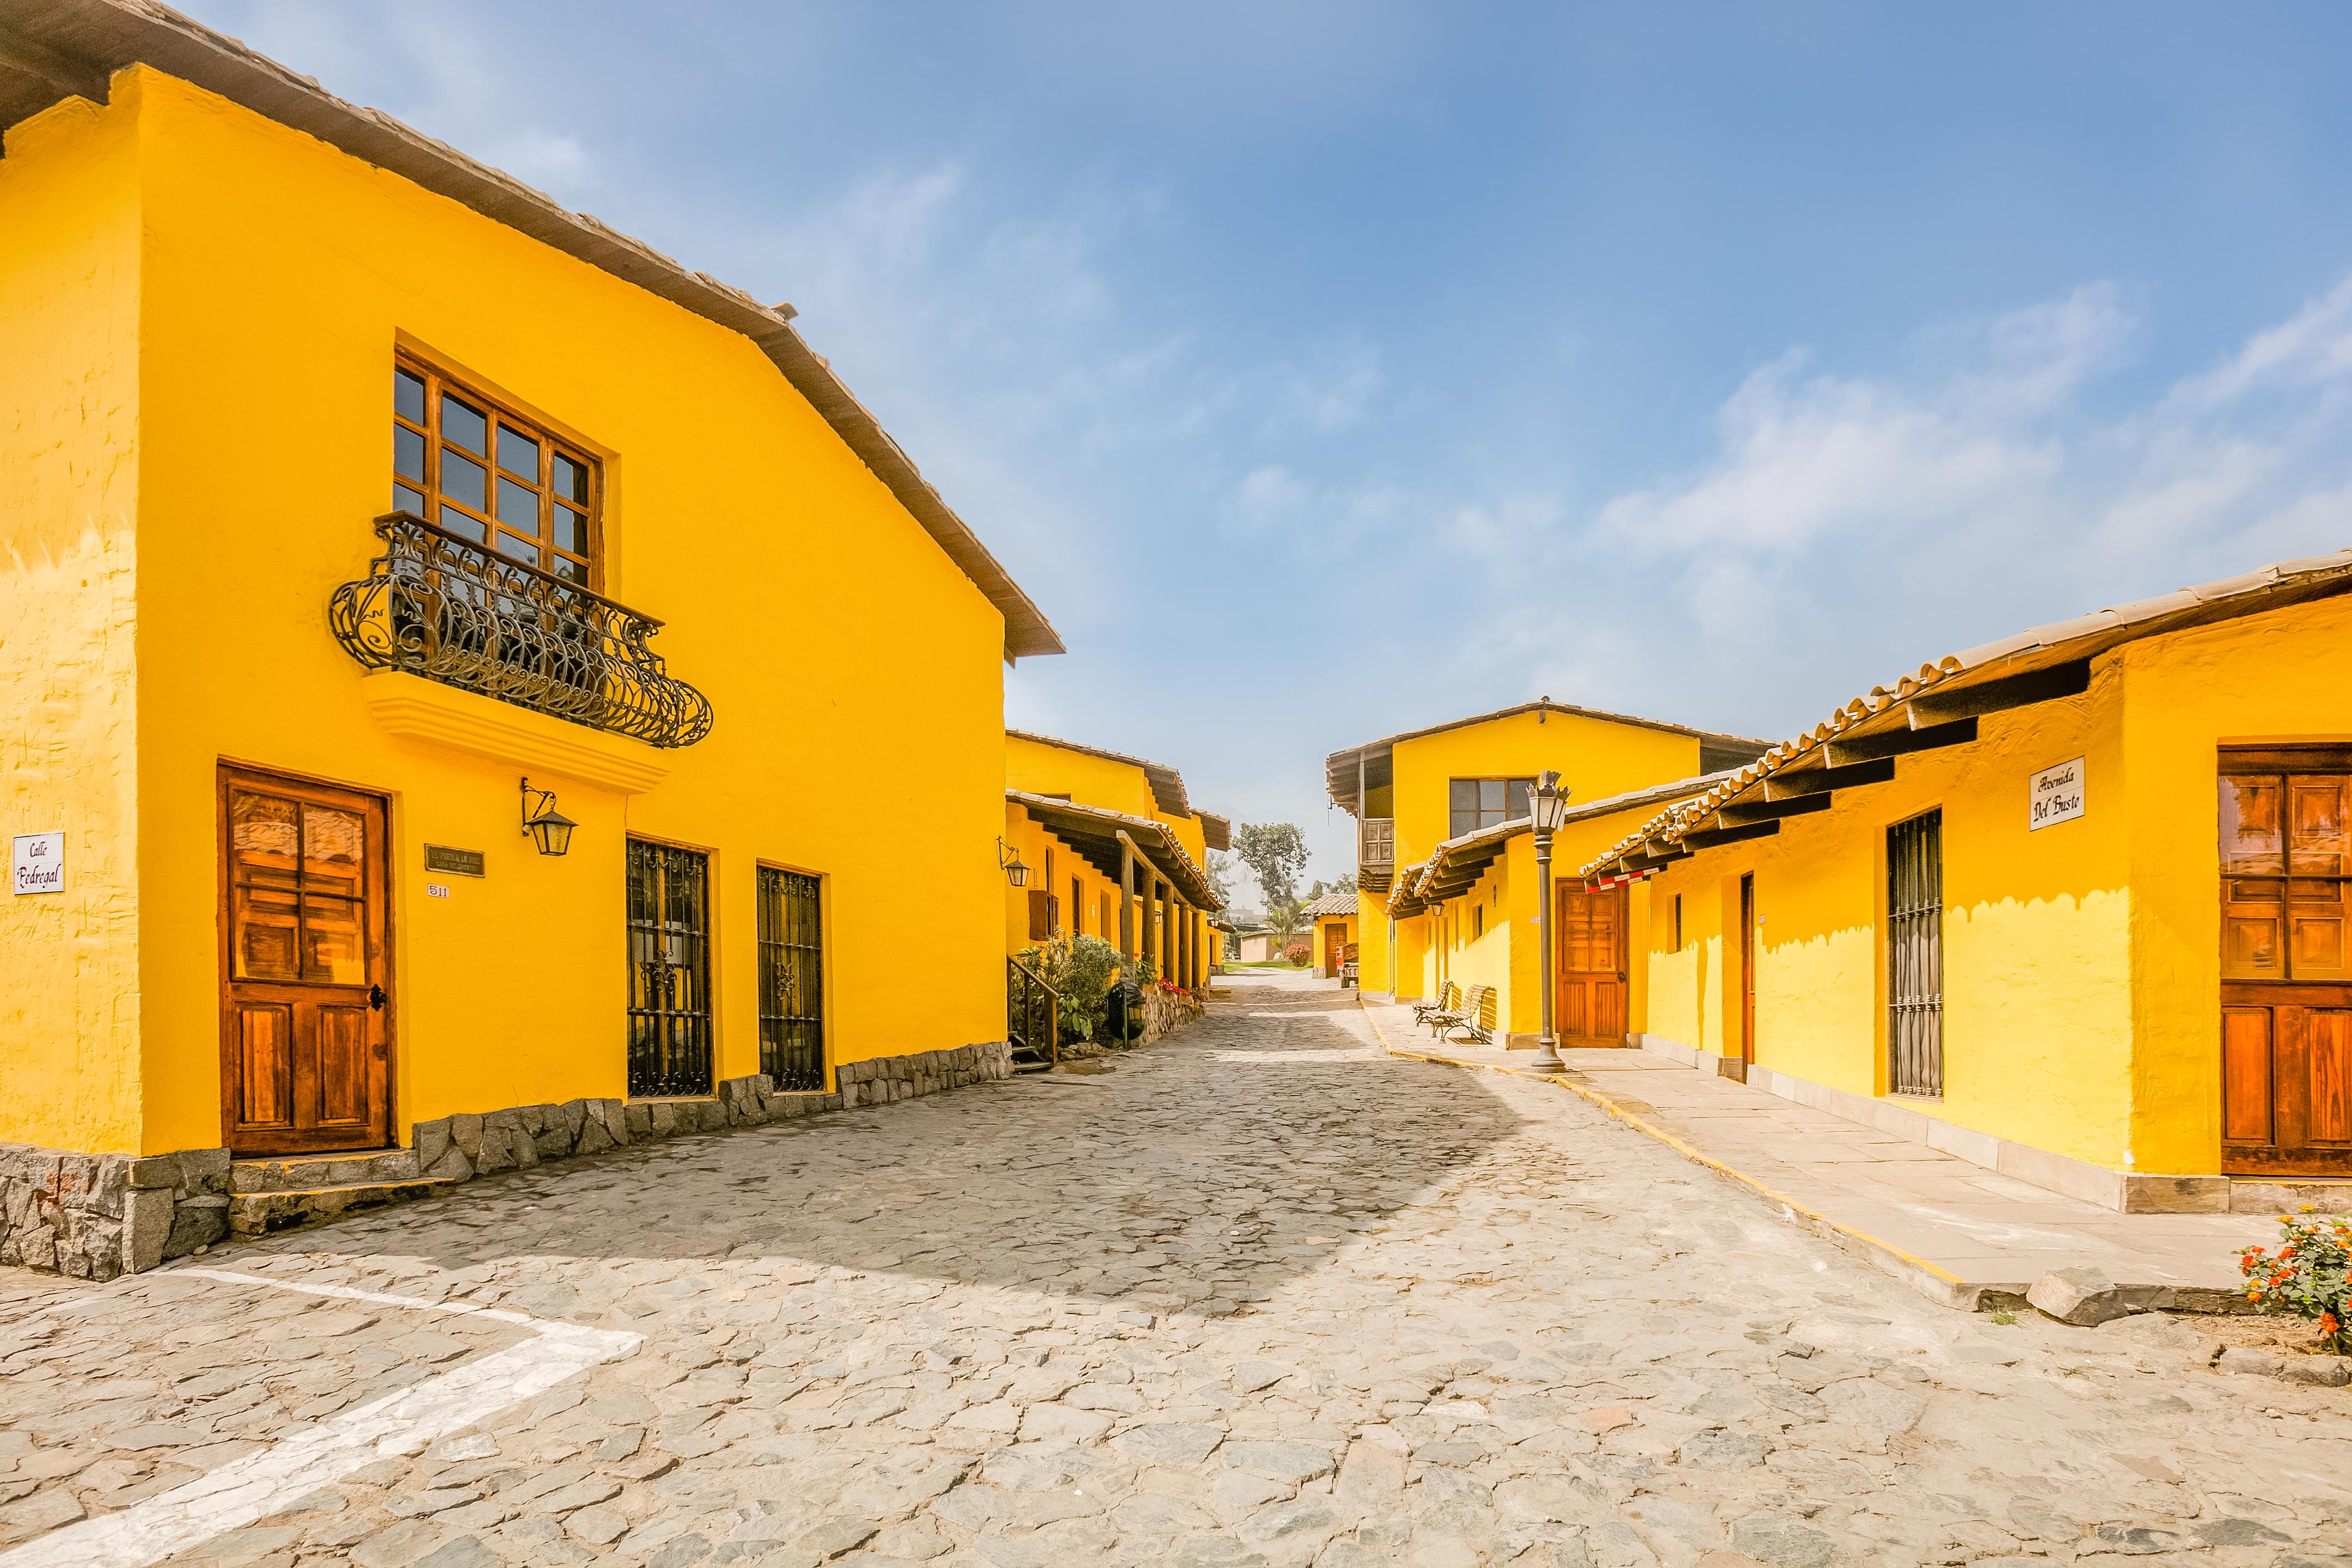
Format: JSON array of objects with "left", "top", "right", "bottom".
[
  {"left": 1355, "top": 709, "right": 1706, "bottom": 1002},
  {"left": 0, "top": 93, "right": 145, "bottom": 1154},
  {"left": 7, "top": 70, "right": 1022, "bottom": 1156},
  {"left": 1638, "top": 594, "right": 2352, "bottom": 1176}
]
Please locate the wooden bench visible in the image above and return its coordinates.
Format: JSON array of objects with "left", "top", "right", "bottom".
[
  {"left": 1411, "top": 981, "right": 1459, "bottom": 1027},
  {"left": 1432, "top": 983, "right": 1496, "bottom": 1047}
]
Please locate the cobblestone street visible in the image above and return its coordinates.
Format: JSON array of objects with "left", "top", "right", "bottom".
[{"left": 1, "top": 972, "right": 2347, "bottom": 1568}]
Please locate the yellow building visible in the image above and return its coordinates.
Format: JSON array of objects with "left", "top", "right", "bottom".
[
  {"left": 0, "top": 9, "right": 1064, "bottom": 1276},
  {"left": 1582, "top": 552, "right": 2352, "bottom": 1212},
  {"left": 1304, "top": 891, "right": 1358, "bottom": 978},
  {"left": 999, "top": 733, "right": 1227, "bottom": 1007},
  {"left": 1326, "top": 702, "right": 1768, "bottom": 1040}
]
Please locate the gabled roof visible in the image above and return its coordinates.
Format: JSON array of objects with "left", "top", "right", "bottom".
[
  {"left": 1325, "top": 699, "right": 1770, "bottom": 817},
  {"left": 1, "top": 0, "right": 1062, "bottom": 661},
  {"left": 1007, "top": 791, "right": 1221, "bottom": 910},
  {"left": 1008, "top": 730, "right": 1192, "bottom": 818},
  {"left": 1303, "top": 890, "right": 1357, "bottom": 918},
  {"left": 1582, "top": 546, "right": 2352, "bottom": 880},
  {"left": 1197, "top": 813, "right": 1232, "bottom": 853},
  {"left": 1388, "top": 769, "right": 1734, "bottom": 918}
]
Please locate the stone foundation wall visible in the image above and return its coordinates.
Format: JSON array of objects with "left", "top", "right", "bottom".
[
  {"left": 0, "top": 1144, "right": 230, "bottom": 1281},
  {"left": 4, "top": 1039, "right": 1015, "bottom": 1280},
  {"left": 411, "top": 1040, "right": 1015, "bottom": 1184},
  {"left": 1140, "top": 987, "right": 1206, "bottom": 1044}
]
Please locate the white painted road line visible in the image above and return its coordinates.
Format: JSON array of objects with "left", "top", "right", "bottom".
[{"left": 0, "top": 1269, "right": 640, "bottom": 1568}]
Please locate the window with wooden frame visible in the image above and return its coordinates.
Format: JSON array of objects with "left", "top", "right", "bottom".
[
  {"left": 2221, "top": 749, "right": 2352, "bottom": 983},
  {"left": 1448, "top": 777, "right": 1535, "bottom": 840},
  {"left": 1672, "top": 893, "right": 1683, "bottom": 953},
  {"left": 393, "top": 359, "right": 600, "bottom": 586}
]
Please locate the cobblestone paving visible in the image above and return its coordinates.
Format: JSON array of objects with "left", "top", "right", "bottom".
[{"left": 1, "top": 972, "right": 2347, "bottom": 1568}]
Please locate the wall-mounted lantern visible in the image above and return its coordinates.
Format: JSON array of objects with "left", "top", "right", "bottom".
[
  {"left": 521, "top": 777, "right": 577, "bottom": 857},
  {"left": 997, "top": 838, "right": 1031, "bottom": 887}
]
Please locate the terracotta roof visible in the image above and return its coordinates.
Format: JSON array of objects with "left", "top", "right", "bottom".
[
  {"left": 1387, "top": 770, "right": 1732, "bottom": 918},
  {"left": 1197, "top": 812, "right": 1232, "bottom": 853},
  {"left": 1581, "top": 546, "right": 2352, "bottom": 879},
  {"left": 1304, "top": 890, "right": 1357, "bottom": 918},
  {"left": 1008, "top": 730, "right": 1192, "bottom": 818},
  {"left": 1007, "top": 791, "right": 1221, "bottom": 910},
  {"left": 1, "top": 0, "right": 1062, "bottom": 661},
  {"left": 1324, "top": 700, "right": 1771, "bottom": 817}
]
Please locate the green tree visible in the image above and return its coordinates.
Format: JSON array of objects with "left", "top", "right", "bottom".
[
  {"left": 1234, "top": 822, "right": 1310, "bottom": 932},
  {"left": 1206, "top": 850, "right": 1235, "bottom": 908}
]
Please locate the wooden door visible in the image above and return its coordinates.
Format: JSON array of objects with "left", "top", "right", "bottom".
[
  {"left": 2220, "top": 755, "right": 2352, "bottom": 1174},
  {"left": 219, "top": 767, "right": 394, "bottom": 1155},
  {"left": 1739, "top": 872, "right": 1757, "bottom": 1068},
  {"left": 1325, "top": 924, "right": 1346, "bottom": 974},
  {"left": 1556, "top": 884, "right": 1627, "bottom": 1044}
]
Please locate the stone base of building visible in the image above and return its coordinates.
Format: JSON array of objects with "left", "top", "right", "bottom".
[
  {"left": 0, "top": 1144, "right": 231, "bottom": 1281},
  {"left": 1140, "top": 987, "right": 1206, "bottom": 1044},
  {"left": 6, "top": 1040, "right": 1016, "bottom": 1278}
]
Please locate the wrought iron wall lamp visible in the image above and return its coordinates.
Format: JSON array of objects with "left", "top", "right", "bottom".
[{"left": 521, "top": 777, "right": 577, "bottom": 857}]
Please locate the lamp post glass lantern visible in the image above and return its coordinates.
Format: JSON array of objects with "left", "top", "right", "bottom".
[
  {"left": 997, "top": 839, "right": 1030, "bottom": 888},
  {"left": 1528, "top": 769, "right": 1569, "bottom": 1071}
]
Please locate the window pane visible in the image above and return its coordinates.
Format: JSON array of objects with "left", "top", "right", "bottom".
[
  {"left": 1450, "top": 808, "right": 1474, "bottom": 840},
  {"left": 442, "top": 393, "right": 488, "bottom": 455},
  {"left": 438, "top": 509, "right": 486, "bottom": 544},
  {"left": 394, "top": 424, "right": 426, "bottom": 482},
  {"left": 498, "top": 426, "right": 540, "bottom": 480},
  {"left": 552, "top": 503, "right": 588, "bottom": 554},
  {"left": 2290, "top": 775, "right": 2350, "bottom": 875},
  {"left": 497, "top": 530, "right": 540, "bottom": 563},
  {"left": 395, "top": 367, "right": 426, "bottom": 424},
  {"left": 1509, "top": 778, "right": 1534, "bottom": 820},
  {"left": 2220, "top": 777, "right": 2284, "bottom": 875},
  {"left": 440, "top": 448, "right": 487, "bottom": 510},
  {"left": 1449, "top": 779, "right": 1477, "bottom": 813},
  {"left": 552, "top": 556, "right": 589, "bottom": 584},
  {"left": 1479, "top": 779, "right": 1506, "bottom": 816},
  {"left": 393, "top": 482, "right": 424, "bottom": 516},
  {"left": 552, "top": 452, "right": 589, "bottom": 504},
  {"left": 498, "top": 476, "right": 541, "bottom": 528}
]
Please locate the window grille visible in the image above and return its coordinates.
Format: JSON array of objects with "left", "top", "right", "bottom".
[
  {"left": 757, "top": 866, "right": 825, "bottom": 1092},
  {"left": 627, "top": 840, "right": 713, "bottom": 1098},
  {"left": 1887, "top": 810, "right": 1944, "bottom": 1097}
]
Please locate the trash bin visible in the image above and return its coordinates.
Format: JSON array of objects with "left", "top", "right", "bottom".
[{"left": 1105, "top": 977, "right": 1146, "bottom": 1043}]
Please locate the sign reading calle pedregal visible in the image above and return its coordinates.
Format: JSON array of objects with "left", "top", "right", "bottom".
[
  {"left": 2029, "top": 757, "right": 2085, "bottom": 831},
  {"left": 12, "top": 831, "right": 64, "bottom": 894}
]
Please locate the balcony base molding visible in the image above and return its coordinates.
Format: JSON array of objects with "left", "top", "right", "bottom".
[{"left": 360, "top": 670, "right": 672, "bottom": 793}]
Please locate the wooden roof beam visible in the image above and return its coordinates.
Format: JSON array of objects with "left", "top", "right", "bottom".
[
  {"left": 1906, "top": 659, "right": 2090, "bottom": 728},
  {"left": 1716, "top": 793, "right": 1834, "bottom": 828},
  {"left": 1758, "top": 756, "right": 1895, "bottom": 801},
  {"left": 1823, "top": 716, "right": 1977, "bottom": 768},
  {"left": 0, "top": 20, "right": 109, "bottom": 103},
  {"left": 1681, "top": 819, "right": 1781, "bottom": 851}
]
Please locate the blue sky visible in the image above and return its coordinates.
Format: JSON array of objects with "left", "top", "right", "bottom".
[{"left": 192, "top": 2, "right": 2352, "bottom": 883}]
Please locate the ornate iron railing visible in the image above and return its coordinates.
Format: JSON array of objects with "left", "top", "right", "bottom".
[
  {"left": 329, "top": 512, "right": 713, "bottom": 749},
  {"left": 1007, "top": 957, "right": 1059, "bottom": 1068}
]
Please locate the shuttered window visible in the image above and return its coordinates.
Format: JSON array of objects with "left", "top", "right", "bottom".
[{"left": 1887, "top": 810, "right": 1944, "bottom": 1097}]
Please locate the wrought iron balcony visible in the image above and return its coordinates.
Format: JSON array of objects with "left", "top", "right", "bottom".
[{"left": 329, "top": 512, "right": 713, "bottom": 749}]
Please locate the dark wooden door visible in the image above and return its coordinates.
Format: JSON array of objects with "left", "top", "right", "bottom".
[
  {"left": 2220, "top": 756, "right": 2352, "bottom": 1174},
  {"left": 1739, "top": 872, "right": 1757, "bottom": 1069},
  {"left": 219, "top": 767, "right": 393, "bottom": 1155},
  {"left": 1325, "top": 924, "right": 1346, "bottom": 974},
  {"left": 1557, "top": 884, "right": 1627, "bottom": 1044}
]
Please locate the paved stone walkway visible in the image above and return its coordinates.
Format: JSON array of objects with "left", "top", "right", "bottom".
[
  {"left": 1357, "top": 996, "right": 2277, "bottom": 1311},
  {"left": 0, "top": 970, "right": 2346, "bottom": 1567}
]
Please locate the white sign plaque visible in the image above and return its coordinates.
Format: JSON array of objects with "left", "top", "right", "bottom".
[
  {"left": 12, "top": 832, "right": 64, "bottom": 895},
  {"left": 2029, "top": 757, "right": 2085, "bottom": 831}
]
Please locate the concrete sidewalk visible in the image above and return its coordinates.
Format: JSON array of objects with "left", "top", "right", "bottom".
[{"left": 1353, "top": 992, "right": 2278, "bottom": 1316}]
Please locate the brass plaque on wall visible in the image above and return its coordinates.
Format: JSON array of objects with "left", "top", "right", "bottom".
[{"left": 424, "top": 844, "right": 486, "bottom": 877}]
